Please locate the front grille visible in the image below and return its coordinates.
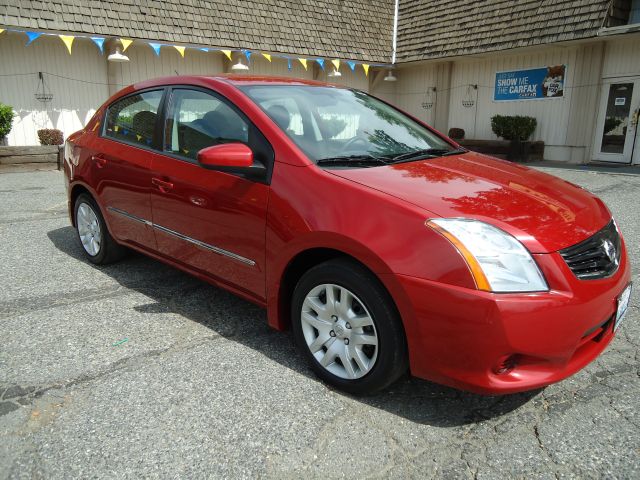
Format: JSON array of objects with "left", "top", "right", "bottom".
[{"left": 559, "top": 220, "right": 621, "bottom": 280}]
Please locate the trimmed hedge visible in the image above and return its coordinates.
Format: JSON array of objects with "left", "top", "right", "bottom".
[
  {"left": 490, "top": 115, "right": 537, "bottom": 142},
  {"left": 0, "top": 103, "right": 14, "bottom": 140}
]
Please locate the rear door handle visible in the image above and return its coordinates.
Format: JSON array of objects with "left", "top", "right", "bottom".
[
  {"left": 152, "top": 177, "right": 174, "bottom": 193},
  {"left": 91, "top": 154, "right": 107, "bottom": 169}
]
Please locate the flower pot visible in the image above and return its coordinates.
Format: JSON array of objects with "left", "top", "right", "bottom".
[{"left": 507, "top": 139, "right": 532, "bottom": 162}]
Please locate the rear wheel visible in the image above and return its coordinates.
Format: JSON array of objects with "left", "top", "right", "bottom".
[
  {"left": 74, "top": 193, "right": 125, "bottom": 264},
  {"left": 291, "top": 258, "right": 408, "bottom": 394}
]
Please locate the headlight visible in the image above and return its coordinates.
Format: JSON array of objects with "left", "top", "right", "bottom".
[{"left": 427, "top": 218, "right": 548, "bottom": 293}]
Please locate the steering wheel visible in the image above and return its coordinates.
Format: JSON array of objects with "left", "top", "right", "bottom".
[{"left": 341, "top": 136, "right": 369, "bottom": 153}]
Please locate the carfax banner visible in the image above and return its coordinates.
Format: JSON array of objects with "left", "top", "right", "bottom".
[{"left": 494, "top": 65, "right": 566, "bottom": 101}]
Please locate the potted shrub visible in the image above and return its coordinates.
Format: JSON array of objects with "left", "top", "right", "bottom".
[
  {"left": 490, "top": 115, "right": 537, "bottom": 161},
  {"left": 37, "top": 129, "right": 64, "bottom": 146},
  {"left": 0, "top": 103, "right": 15, "bottom": 146}
]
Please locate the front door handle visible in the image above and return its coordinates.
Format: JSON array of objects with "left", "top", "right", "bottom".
[
  {"left": 91, "top": 154, "right": 107, "bottom": 169},
  {"left": 152, "top": 177, "right": 174, "bottom": 193}
]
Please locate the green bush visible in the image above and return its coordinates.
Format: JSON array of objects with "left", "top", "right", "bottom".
[
  {"left": 491, "top": 115, "right": 537, "bottom": 142},
  {"left": 37, "top": 129, "right": 64, "bottom": 145},
  {"left": 0, "top": 103, "right": 15, "bottom": 139}
]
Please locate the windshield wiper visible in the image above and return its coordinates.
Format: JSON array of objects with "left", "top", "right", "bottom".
[
  {"left": 390, "top": 147, "right": 467, "bottom": 163},
  {"left": 316, "top": 155, "right": 391, "bottom": 167}
]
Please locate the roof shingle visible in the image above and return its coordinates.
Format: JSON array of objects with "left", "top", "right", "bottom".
[
  {"left": 0, "top": 0, "right": 394, "bottom": 63},
  {"left": 396, "top": 0, "right": 612, "bottom": 63}
]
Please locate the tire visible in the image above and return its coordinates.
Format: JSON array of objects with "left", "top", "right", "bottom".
[
  {"left": 74, "top": 193, "right": 125, "bottom": 265},
  {"left": 291, "top": 258, "right": 408, "bottom": 394}
]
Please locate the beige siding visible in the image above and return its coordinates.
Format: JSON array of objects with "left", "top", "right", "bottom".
[
  {"left": 108, "top": 44, "right": 225, "bottom": 95},
  {"left": 602, "top": 34, "right": 640, "bottom": 78},
  {"left": 393, "top": 43, "right": 615, "bottom": 162},
  {"left": 0, "top": 32, "right": 109, "bottom": 146}
]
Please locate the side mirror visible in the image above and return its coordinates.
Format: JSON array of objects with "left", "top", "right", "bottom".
[
  {"left": 198, "top": 143, "right": 253, "bottom": 168},
  {"left": 197, "top": 142, "right": 267, "bottom": 182}
]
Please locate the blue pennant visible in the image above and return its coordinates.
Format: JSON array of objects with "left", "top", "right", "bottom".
[
  {"left": 244, "top": 50, "right": 252, "bottom": 61},
  {"left": 199, "top": 47, "right": 209, "bottom": 52},
  {"left": 347, "top": 61, "right": 356, "bottom": 71},
  {"left": 91, "top": 37, "right": 105, "bottom": 53},
  {"left": 25, "top": 31, "right": 41, "bottom": 45},
  {"left": 287, "top": 58, "right": 292, "bottom": 71},
  {"left": 316, "top": 58, "right": 325, "bottom": 70},
  {"left": 149, "top": 43, "right": 162, "bottom": 56}
]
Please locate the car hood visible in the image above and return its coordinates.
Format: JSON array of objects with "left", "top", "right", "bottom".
[{"left": 327, "top": 152, "right": 611, "bottom": 253}]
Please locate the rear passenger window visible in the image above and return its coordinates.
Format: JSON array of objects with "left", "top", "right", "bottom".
[
  {"left": 165, "top": 89, "right": 249, "bottom": 160},
  {"left": 104, "top": 90, "right": 163, "bottom": 148}
]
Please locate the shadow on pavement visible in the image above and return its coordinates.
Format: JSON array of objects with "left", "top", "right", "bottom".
[{"left": 47, "top": 225, "right": 539, "bottom": 427}]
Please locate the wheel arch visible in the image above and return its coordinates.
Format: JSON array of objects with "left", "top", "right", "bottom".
[
  {"left": 69, "top": 183, "right": 93, "bottom": 226},
  {"left": 271, "top": 245, "right": 411, "bottom": 336}
]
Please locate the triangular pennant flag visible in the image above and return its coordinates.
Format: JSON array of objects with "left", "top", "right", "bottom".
[
  {"left": 119, "top": 38, "right": 133, "bottom": 51},
  {"left": 0, "top": 29, "right": 4, "bottom": 35},
  {"left": 221, "top": 50, "right": 232, "bottom": 61},
  {"left": 331, "top": 59, "right": 340, "bottom": 70},
  {"left": 347, "top": 61, "right": 356, "bottom": 71},
  {"left": 25, "top": 32, "right": 41, "bottom": 45},
  {"left": 91, "top": 37, "right": 105, "bottom": 53},
  {"left": 262, "top": 53, "right": 271, "bottom": 62},
  {"left": 199, "top": 47, "right": 209, "bottom": 52},
  {"left": 244, "top": 50, "right": 251, "bottom": 61},
  {"left": 287, "top": 58, "right": 292, "bottom": 71},
  {"left": 299, "top": 58, "right": 308, "bottom": 70},
  {"left": 149, "top": 43, "right": 162, "bottom": 56},
  {"left": 362, "top": 64, "right": 370, "bottom": 76},
  {"left": 59, "top": 35, "right": 75, "bottom": 54},
  {"left": 174, "top": 45, "right": 185, "bottom": 57},
  {"left": 316, "top": 58, "right": 324, "bottom": 70}
]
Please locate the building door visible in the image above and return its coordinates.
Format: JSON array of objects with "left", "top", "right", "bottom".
[{"left": 593, "top": 78, "right": 640, "bottom": 164}]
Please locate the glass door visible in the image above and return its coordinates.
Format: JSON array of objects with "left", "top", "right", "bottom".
[{"left": 593, "top": 79, "right": 640, "bottom": 164}]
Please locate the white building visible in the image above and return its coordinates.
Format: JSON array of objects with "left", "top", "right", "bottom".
[{"left": 1, "top": 0, "right": 640, "bottom": 165}]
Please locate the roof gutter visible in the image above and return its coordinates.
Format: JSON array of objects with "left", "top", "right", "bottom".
[{"left": 391, "top": 0, "right": 399, "bottom": 64}]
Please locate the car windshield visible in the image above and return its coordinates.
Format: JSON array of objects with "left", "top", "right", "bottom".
[{"left": 239, "top": 85, "right": 457, "bottom": 166}]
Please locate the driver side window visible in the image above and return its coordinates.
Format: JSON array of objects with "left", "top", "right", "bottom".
[{"left": 165, "top": 89, "right": 249, "bottom": 160}]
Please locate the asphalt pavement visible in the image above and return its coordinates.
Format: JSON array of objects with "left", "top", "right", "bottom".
[{"left": 0, "top": 164, "right": 639, "bottom": 479}]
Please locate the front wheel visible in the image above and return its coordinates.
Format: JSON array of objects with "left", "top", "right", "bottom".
[{"left": 291, "top": 258, "right": 408, "bottom": 394}]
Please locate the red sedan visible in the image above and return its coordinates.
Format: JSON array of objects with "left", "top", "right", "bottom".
[{"left": 64, "top": 76, "right": 632, "bottom": 395}]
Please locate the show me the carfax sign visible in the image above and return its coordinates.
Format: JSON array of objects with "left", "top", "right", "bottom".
[{"left": 494, "top": 65, "right": 566, "bottom": 101}]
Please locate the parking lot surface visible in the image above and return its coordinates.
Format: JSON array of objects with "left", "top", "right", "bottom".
[{"left": 1, "top": 165, "right": 639, "bottom": 479}]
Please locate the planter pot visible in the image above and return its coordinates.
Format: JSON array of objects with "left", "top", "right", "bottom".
[{"left": 507, "top": 140, "right": 532, "bottom": 162}]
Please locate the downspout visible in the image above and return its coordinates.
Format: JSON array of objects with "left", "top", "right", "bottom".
[{"left": 391, "top": 0, "right": 399, "bottom": 64}]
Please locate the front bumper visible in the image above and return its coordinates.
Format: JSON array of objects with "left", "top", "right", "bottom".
[{"left": 393, "top": 245, "right": 631, "bottom": 395}]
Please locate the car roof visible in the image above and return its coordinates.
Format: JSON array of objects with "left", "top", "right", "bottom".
[{"left": 130, "top": 74, "right": 344, "bottom": 91}]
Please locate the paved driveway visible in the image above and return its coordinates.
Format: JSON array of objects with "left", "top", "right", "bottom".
[{"left": 1, "top": 165, "right": 639, "bottom": 479}]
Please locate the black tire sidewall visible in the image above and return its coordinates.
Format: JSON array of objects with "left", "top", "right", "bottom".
[{"left": 291, "top": 259, "right": 407, "bottom": 395}]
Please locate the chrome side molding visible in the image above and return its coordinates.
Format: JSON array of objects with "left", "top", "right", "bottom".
[{"left": 107, "top": 206, "right": 256, "bottom": 266}]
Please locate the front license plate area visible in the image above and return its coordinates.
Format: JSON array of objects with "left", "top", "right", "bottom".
[{"left": 614, "top": 283, "right": 632, "bottom": 332}]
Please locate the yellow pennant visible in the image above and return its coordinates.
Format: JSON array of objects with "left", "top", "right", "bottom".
[
  {"left": 299, "top": 58, "right": 308, "bottom": 70},
  {"left": 174, "top": 45, "right": 185, "bottom": 57},
  {"left": 262, "top": 53, "right": 272, "bottom": 62},
  {"left": 331, "top": 59, "right": 340, "bottom": 70},
  {"left": 120, "top": 38, "right": 133, "bottom": 51},
  {"left": 362, "top": 64, "right": 370, "bottom": 76},
  {"left": 59, "top": 35, "right": 75, "bottom": 54},
  {"left": 221, "top": 50, "right": 232, "bottom": 61},
  {"left": 0, "top": 29, "right": 4, "bottom": 34}
]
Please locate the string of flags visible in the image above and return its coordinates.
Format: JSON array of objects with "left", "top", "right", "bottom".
[{"left": 0, "top": 27, "right": 387, "bottom": 76}]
